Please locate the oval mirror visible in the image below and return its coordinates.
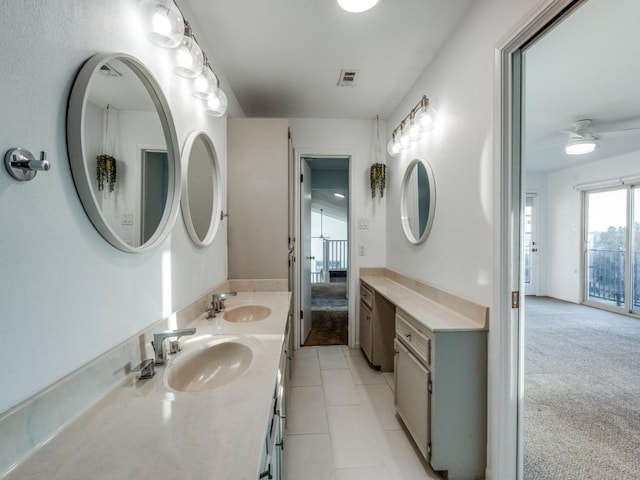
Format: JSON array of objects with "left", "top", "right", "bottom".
[
  {"left": 181, "top": 131, "right": 221, "bottom": 246},
  {"left": 67, "top": 52, "right": 181, "bottom": 253},
  {"left": 400, "top": 158, "right": 436, "bottom": 245}
]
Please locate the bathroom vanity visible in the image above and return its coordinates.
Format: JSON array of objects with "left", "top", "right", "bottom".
[
  {"left": 360, "top": 268, "right": 488, "bottom": 480},
  {"left": 2, "top": 289, "right": 292, "bottom": 480}
]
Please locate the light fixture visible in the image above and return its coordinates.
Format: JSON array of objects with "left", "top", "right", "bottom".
[
  {"left": 337, "top": 0, "right": 379, "bottom": 13},
  {"left": 334, "top": 192, "right": 345, "bottom": 198},
  {"left": 387, "top": 132, "right": 401, "bottom": 157},
  {"left": 141, "top": 1, "right": 228, "bottom": 117},
  {"left": 192, "top": 56, "right": 217, "bottom": 99},
  {"left": 141, "top": 0, "right": 184, "bottom": 47},
  {"left": 205, "top": 85, "right": 228, "bottom": 117},
  {"left": 414, "top": 96, "right": 435, "bottom": 132},
  {"left": 388, "top": 95, "right": 434, "bottom": 158},
  {"left": 565, "top": 138, "right": 597, "bottom": 155},
  {"left": 173, "top": 21, "right": 204, "bottom": 78}
]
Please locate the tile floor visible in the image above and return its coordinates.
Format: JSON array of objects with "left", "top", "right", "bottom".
[{"left": 285, "top": 345, "right": 441, "bottom": 480}]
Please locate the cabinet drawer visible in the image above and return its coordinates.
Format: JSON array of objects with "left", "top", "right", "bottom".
[
  {"left": 396, "top": 313, "right": 430, "bottom": 366},
  {"left": 360, "top": 283, "right": 373, "bottom": 308}
]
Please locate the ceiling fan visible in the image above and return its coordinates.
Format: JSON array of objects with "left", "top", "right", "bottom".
[
  {"left": 535, "top": 118, "right": 640, "bottom": 156},
  {"left": 312, "top": 208, "right": 330, "bottom": 240}
]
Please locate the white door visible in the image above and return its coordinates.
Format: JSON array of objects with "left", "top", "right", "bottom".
[
  {"left": 524, "top": 194, "right": 538, "bottom": 295},
  {"left": 300, "top": 159, "right": 312, "bottom": 344}
]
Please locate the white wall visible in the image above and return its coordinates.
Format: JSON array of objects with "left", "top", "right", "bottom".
[
  {"left": 0, "top": 0, "right": 240, "bottom": 414},
  {"left": 542, "top": 149, "right": 640, "bottom": 303},
  {"left": 383, "top": 0, "right": 542, "bottom": 477}
]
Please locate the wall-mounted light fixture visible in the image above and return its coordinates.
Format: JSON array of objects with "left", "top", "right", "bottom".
[
  {"left": 387, "top": 95, "right": 435, "bottom": 157},
  {"left": 141, "top": 0, "right": 228, "bottom": 117}
]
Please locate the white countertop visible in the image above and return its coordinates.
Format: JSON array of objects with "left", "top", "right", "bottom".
[
  {"left": 360, "top": 275, "right": 486, "bottom": 332},
  {"left": 4, "top": 292, "right": 291, "bottom": 480}
]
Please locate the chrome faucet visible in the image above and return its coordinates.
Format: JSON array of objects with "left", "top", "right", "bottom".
[
  {"left": 208, "top": 291, "right": 237, "bottom": 318},
  {"left": 152, "top": 328, "right": 196, "bottom": 365}
]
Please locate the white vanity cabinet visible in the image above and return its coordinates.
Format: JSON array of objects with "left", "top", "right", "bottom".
[
  {"left": 359, "top": 281, "right": 395, "bottom": 371},
  {"left": 395, "top": 308, "right": 487, "bottom": 480},
  {"left": 260, "top": 337, "right": 288, "bottom": 480}
]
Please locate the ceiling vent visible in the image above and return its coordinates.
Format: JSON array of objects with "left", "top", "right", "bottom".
[
  {"left": 99, "top": 63, "right": 123, "bottom": 77},
  {"left": 337, "top": 69, "right": 359, "bottom": 87}
]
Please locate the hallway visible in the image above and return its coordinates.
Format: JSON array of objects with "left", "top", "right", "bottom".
[{"left": 285, "top": 346, "right": 440, "bottom": 479}]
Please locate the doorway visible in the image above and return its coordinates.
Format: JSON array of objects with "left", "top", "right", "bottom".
[
  {"left": 511, "top": 0, "right": 640, "bottom": 477},
  {"left": 299, "top": 156, "right": 350, "bottom": 346}
]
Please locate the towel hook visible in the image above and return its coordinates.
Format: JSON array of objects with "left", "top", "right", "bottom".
[{"left": 4, "top": 148, "right": 50, "bottom": 181}]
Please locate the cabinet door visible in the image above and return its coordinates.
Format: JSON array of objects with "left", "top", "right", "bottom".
[
  {"left": 395, "top": 339, "right": 430, "bottom": 458},
  {"left": 359, "top": 300, "right": 373, "bottom": 362}
]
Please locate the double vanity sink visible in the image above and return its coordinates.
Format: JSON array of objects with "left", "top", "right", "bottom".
[{"left": 3, "top": 291, "right": 291, "bottom": 480}]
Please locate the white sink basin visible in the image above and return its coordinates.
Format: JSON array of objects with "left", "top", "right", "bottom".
[
  {"left": 223, "top": 305, "right": 271, "bottom": 323},
  {"left": 166, "top": 337, "right": 253, "bottom": 392}
]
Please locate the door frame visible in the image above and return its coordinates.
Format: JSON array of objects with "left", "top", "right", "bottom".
[
  {"left": 293, "top": 150, "right": 353, "bottom": 350},
  {"left": 497, "top": 0, "right": 586, "bottom": 478}
]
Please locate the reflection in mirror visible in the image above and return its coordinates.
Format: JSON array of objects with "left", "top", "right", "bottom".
[
  {"left": 181, "top": 131, "right": 221, "bottom": 246},
  {"left": 401, "top": 158, "right": 436, "bottom": 245},
  {"left": 67, "top": 53, "right": 181, "bottom": 252}
]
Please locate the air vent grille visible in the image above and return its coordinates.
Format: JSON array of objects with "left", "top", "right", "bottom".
[
  {"left": 100, "top": 63, "right": 123, "bottom": 77},
  {"left": 337, "top": 69, "right": 359, "bottom": 87}
]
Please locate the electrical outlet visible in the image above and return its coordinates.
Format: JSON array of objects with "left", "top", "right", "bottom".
[
  {"left": 121, "top": 213, "right": 133, "bottom": 225},
  {"left": 359, "top": 244, "right": 365, "bottom": 256},
  {"left": 358, "top": 217, "right": 369, "bottom": 229}
]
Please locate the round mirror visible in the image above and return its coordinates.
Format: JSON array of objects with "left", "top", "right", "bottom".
[
  {"left": 181, "top": 131, "right": 221, "bottom": 246},
  {"left": 67, "top": 52, "right": 181, "bottom": 253},
  {"left": 400, "top": 158, "right": 436, "bottom": 244}
]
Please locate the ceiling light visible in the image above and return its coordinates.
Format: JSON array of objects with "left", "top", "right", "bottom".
[
  {"left": 334, "top": 192, "right": 345, "bottom": 198},
  {"left": 565, "top": 138, "right": 597, "bottom": 155},
  {"left": 141, "top": 0, "right": 184, "bottom": 48},
  {"left": 337, "top": 0, "right": 379, "bottom": 12},
  {"left": 173, "top": 21, "right": 204, "bottom": 78}
]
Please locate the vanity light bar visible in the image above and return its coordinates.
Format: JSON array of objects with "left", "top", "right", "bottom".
[
  {"left": 387, "top": 95, "right": 434, "bottom": 157},
  {"left": 141, "top": 0, "right": 228, "bottom": 117}
]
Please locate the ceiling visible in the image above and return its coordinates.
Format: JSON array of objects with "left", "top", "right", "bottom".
[
  {"left": 181, "top": 0, "right": 640, "bottom": 173},
  {"left": 183, "top": 0, "right": 473, "bottom": 119},
  {"left": 524, "top": 0, "right": 640, "bottom": 173}
]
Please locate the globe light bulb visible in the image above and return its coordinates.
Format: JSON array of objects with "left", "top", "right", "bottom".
[
  {"left": 387, "top": 136, "right": 401, "bottom": 157},
  {"left": 173, "top": 23, "right": 203, "bottom": 78},
  {"left": 141, "top": 0, "right": 184, "bottom": 48},
  {"left": 337, "top": 0, "right": 379, "bottom": 13},
  {"left": 205, "top": 88, "right": 228, "bottom": 117}
]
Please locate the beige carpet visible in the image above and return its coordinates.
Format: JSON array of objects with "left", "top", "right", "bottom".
[
  {"left": 524, "top": 296, "right": 640, "bottom": 479},
  {"left": 304, "top": 283, "right": 348, "bottom": 346}
]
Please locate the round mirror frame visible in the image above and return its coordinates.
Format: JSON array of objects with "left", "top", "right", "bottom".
[
  {"left": 67, "top": 52, "right": 182, "bottom": 253},
  {"left": 180, "top": 131, "right": 222, "bottom": 247},
  {"left": 400, "top": 158, "right": 436, "bottom": 245}
]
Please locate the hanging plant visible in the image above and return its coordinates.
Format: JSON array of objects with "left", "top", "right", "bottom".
[
  {"left": 97, "top": 104, "right": 117, "bottom": 193},
  {"left": 370, "top": 115, "right": 387, "bottom": 198},
  {"left": 96, "top": 154, "right": 117, "bottom": 192},
  {"left": 370, "top": 163, "right": 386, "bottom": 198}
]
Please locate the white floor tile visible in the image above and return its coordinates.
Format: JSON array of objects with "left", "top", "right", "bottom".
[
  {"left": 291, "top": 356, "right": 322, "bottom": 387},
  {"left": 335, "top": 466, "right": 397, "bottom": 480},
  {"left": 381, "top": 429, "right": 440, "bottom": 479},
  {"left": 295, "top": 346, "right": 319, "bottom": 358},
  {"left": 383, "top": 372, "right": 395, "bottom": 392},
  {"left": 322, "top": 369, "right": 362, "bottom": 406},
  {"left": 357, "top": 384, "right": 404, "bottom": 431},
  {"left": 288, "top": 386, "right": 329, "bottom": 434},
  {"left": 318, "top": 346, "right": 349, "bottom": 370},
  {"left": 342, "top": 346, "right": 359, "bottom": 357},
  {"left": 326, "top": 405, "right": 386, "bottom": 469},
  {"left": 346, "top": 353, "right": 387, "bottom": 385},
  {"left": 285, "top": 433, "right": 336, "bottom": 480}
]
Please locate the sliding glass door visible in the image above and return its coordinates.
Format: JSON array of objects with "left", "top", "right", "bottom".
[{"left": 584, "top": 185, "right": 640, "bottom": 314}]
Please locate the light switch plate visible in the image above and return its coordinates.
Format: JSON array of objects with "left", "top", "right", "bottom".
[{"left": 358, "top": 217, "right": 369, "bottom": 229}]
